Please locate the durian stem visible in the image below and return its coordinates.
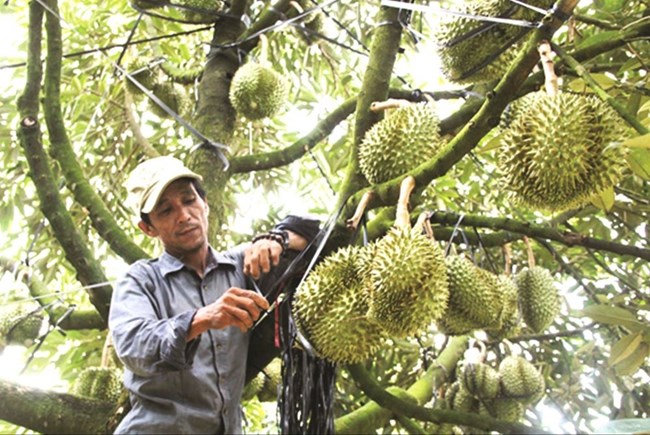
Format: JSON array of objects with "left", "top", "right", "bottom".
[
  {"left": 538, "top": 41, "right": 558, "bottom": 97},
  {"left": 395, "top": 176, "right": 416, "bottom": 230},
  {"left": 503, "top": 243, "right": 512, "bottom": 276},
  {"left": 524, "top": 236, "right": 536, "bottom": 268},
  {"left": 259, "top": 34, "right": 269, "bottom": 65},
  {"left": 370, "top": 98, "right": 411, "bottom": 113},
  {"left": 101, "top": 333, "right": 113, "bottom": 368},
  {"left": 347, "top": 191, "right": 375, "bottom": 230},
  {"left": 415, "top": 212, "right": 435, "bottom": 240},
  {"left": 289, "top": 0, "right": 304, "bottom": 13}
]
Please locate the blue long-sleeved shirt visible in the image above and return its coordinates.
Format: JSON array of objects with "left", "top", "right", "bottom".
[{"left": 109, "top": 245, "right": 249, "bottom": 434}]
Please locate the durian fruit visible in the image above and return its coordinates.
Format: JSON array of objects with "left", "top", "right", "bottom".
[
  {"left": 149, "top": 82, "right": 190, "bottom": 119},
  {"left": 229, "top": 62, "right": 289, "bottom": 120},
  {"left": 72, "top": 367, "right": 124, "bottom": 403},
  {"left": 439, "top": 256, "right": 505, "bottom": 333},
  {"left": 479, "top": 398, "right": 524, "bottom": 422},
  {"left": 498, "top": 91, "right": 628, "bottom": 211},
  {"left": 292, "top": 244, "right": 387, "bottom": 364},
  {"left": 485, "top": 274, "right": 521, "bottom": 339},
  {"left": 0, "top": 304, "right": 44, "bottom": 347},
  {"left": 294, "top": 10, "right": 326, "bottom": 45},
  {"left": 498, "top": 355, "right": 544, "bottom": 404},
  {"left": 445, "top": 381, "right": 479, "bottom": 413},
  {"left": 460, "top": 362, "right": 500, "bottom": 399},
  {"left": 178, "top": 0, "right": 225, "bottom": 23},
  {"left": 124, "top": 59, "right": 159, "bottom": 96},
  {"left": 257, "top": 358, "right": 282, "bottom": 402},
  {"left": 433, "top": 0, "right": 556, "bottom": 84},
  {"left": 242, "top": 371, "right": 265, "bottom": 401},
  {"left": 358, "top": 102, "right": 444, "bottom": 185},
  {"left": 367, "top": 177, "right": 449, "bottom": 337},
  {"left": 515, "top": 266, "right": 561, "bottom": 333}
]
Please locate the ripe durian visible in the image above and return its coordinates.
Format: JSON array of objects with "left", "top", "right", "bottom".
[
  {"left": 499, "top": 91, "right": 628, "bottom": 211},
  {"left": 178, "top": 0, "right": 225, "bottom": 23},
  {"left": 461, "top": 362, "right": 500, "bottom": 399},
  {"left": 229, "top": 62, "right": 288, "bottom": 120},
  {"left": 433, "top": 0, "right": 554, "bottom": 84},
  {"left": 149, "top": 82, "right": 190, "bottom": 119},
  {"left": 498, "top": 355, "right": 544, "bottom": 403},
  {"left": 367, "top": 177, "right": 449, "bottom": 337},
  {"left": 358, "top": 102, "right": 443, "bottom": 185},
  {"left": 0, "top": 304, "right": 44, "bottom": 346},
  {"left": 292, "top": 244, "right": 386, "bottom": 364},
  {"left": 72, "top": 367, "right": 124, "bottom": 403},
  {"left": 515, "top": 266, "right": 561, "bottom": 333}
]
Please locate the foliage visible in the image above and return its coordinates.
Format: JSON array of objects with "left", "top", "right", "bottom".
[{"left": 0, "top": 0, "right": 649, "bottom": 433}]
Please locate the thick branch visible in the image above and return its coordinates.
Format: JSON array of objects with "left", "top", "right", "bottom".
[
  {"left": 428, "top": 211, "right": 650, "bottom": 261},
  {"left": 335, "top": 336, "right": 469, "bottom": 434},
  {"left": 43, "top": 0, "right": 149, "bottom": 265},
  {"left": 0, "top": 379, "right": 112, "bottom": 434}
]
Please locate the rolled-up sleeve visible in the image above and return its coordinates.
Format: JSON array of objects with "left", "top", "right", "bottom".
[{"left": 109, "top": 268, "right": 200, "bottom": 377}]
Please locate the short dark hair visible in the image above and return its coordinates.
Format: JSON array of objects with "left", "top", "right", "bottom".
[{"left": 140, "top": 178, "right": 207, "bottom": 225}]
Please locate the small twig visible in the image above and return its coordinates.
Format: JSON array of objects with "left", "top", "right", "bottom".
[
  {"left": 370, "top": 98, "right": 411, "bottom": 112},
  {"left": 346, "top": 191, "right": 374, "bottom": 231}
]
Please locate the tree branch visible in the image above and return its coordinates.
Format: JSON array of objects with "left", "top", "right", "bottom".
[
  {"left": 0, "top": 379, "right": 113, "bottom": 434},
  {"left": 42, "top": 0, "right": 149, "bottom": 265}
]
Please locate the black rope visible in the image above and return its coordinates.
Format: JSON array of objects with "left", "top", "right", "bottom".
[
  {"left": 307, "top": 148, "right": 336, "bottom": 196},
  {"left": 114, "top": 11, "right": 144, "bottom": 75},
  {"left": 472, "top": 226, "right": 499, "bottom": 274}
]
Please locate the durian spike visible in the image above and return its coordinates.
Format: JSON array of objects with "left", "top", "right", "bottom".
[
  {"left": 523, "top": 236, "right": 536, "bottom": 268},
  {"left": 538, "top": 41, "right": 558, "bottom": 97},
  {"left": 503, "top": 243, "right": 512, "bottom": 277},
  {"left": 395, "top": 176, "right": 416, "bottom": 230},
  {"left": 370, "top": 98, "right": 411, "bottom": 113},
  {"left": 346, "top": 190, "right": 374, "bottom": 230}
]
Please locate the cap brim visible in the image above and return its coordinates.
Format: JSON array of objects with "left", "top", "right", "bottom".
[{"left": 140, "top": 172, "right": 202, "bottom": 214}]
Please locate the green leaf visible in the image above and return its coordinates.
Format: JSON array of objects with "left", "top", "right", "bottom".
[
  {"left": 576, "top": 31, "right": 620, "bottom": 51},
  {"left": 608, "top": 332, "right": 643, "bottom": 366},
  {"left": 581, "top": 305, "right": 645, "bottom": 331},
  {"left": 614, "top": 342, "right": 650, "bottom": 376},
  {"left": 627, "top": 148, "right": 650, "bottom": 180},
  {"left": 590, "top": 186, "right": 615, "bottom": 211},
  {"left": 621, "top": 134, "right": 650, "bottom": 149}
]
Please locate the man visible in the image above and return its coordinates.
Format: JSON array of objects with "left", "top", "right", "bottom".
[{"left": 109, "top": 156, "right": 319, "bottom": 434}]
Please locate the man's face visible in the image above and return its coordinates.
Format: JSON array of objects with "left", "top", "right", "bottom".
[{"left": 139, "top": 179, "right": 209, "bottom": 259}]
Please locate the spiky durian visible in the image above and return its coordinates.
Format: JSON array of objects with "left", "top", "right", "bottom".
[
  {"left": 258, "top": 358, "right": 282, "bottom": 402},
  {"left": 0, "top": 304, "right": 44, "bottom": 346},
  {"left": 499, "top": 91, "right": 628, "bottom": 211},
  {"left": 441, "top": 256, "right": 505, "bottom": 329},
  {"left": 124, "top": 59, "right": 158, "bottom": 96},
  {"left": 461, "top": 362, "right": 500, "bottom": 399},
  {"left": 486, "top": 274, "right": 521, "bottom": 339},
  {"left": 367, "top": 225, "right": 449, "bottom": 337},
  {"left": 178, "top": 0, "right": 225, "bottom": 23},
  {"left": 149, "top": 82, "right": 190, "bottom": 118},
  {"left": 242, "top": 371, "right": 265, "bottom": 401},
  {"left": 515, "top": 266, "right": 561, "bottom": 333},
  {"left": 358, "top": 103, "right": 443, "bottom": 185},
  {"left": 479, "top": 398, "right": 525, "bottom": 422},
  {"left": 498, "top": 355, "right": 545, "bottom": 403},
  {"left": 445, "top": 381, "right": 479, "bottom": 413},
  {"left": 292, "top": 244, "right": 386, "bottom": 363},
  {"left": 72, "top": 367, "right": 124, "bottom": 403},
  {"left": 229, "top": 62, "right": 288, "bottom": 120},
  {"left": 433, "top": 0, "right": 555, "bottom": 84}
]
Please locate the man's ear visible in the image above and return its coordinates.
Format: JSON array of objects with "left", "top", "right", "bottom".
[{"left": 138, "top": 220, "right": 158, "bottom": 237}]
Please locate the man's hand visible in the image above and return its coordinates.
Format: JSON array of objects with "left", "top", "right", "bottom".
[
  {"left": 188, "top": 288, "right": 270, "bottom": 340},
  {"left": 244, "top": 237, "right": 283, "bottom": 280}
]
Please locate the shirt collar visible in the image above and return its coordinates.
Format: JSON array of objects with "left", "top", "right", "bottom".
[{"left": 159, "top": 247, "right": 238, "bottom": 277}]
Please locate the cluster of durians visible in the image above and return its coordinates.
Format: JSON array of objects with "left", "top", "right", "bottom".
[{"left": 433, "top": 354, "right": 545, "bottom": 432}]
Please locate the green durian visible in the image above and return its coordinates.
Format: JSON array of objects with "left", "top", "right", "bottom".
[
  {"left": 72, "top": 367, "right": 124, "bottom": 403},
  {"left": 499, "top": 91, "right": 628, "bottom": 211},
  {"left": 367, "top": 225, "right": 449, "bottom": 337},
  {"left": 149, "top": 82, "right": 190, "bottom": 118},
  {"left": 479, "top": 398, "right": 525, "bottom": 422},
  {"left": 0, "top": 304, "right": 44, "bottom": 346},
  {"left": 124, "top": 59, "right": 159, "bottom": 96},
  {"left": 498, "top": 355, "right": 545, "bottom": 403},
  {"left": 292, "top": 244, "right": 386, "bottom": 363},
  {"left": 433, "top": 0, "right": 555, "bottom": 84},
  {"left": 515, "top": 266, "right": 561, "bottom": 333},
  {"left": 358, "top": 103, "right": 444, "bottom": 185},
  {"left": 461, "top": 362, "right": 500, "bottom": 399},
  {"left": 242, "top": 371, "right": 265, "bottom": 401},
  {"left": 229, "top": 62, "right": 289, "bottom": 120},
  {"left": 178, "top": 0, "right": 225, "bottom": 23},
  {"left": 445, "top": 381, "right": 479, "bottom": 413},
  {"left": 486, "top": 274, "right": 521, "bottom": 339},
  {"left": 257, "top": 358, "right": 282, "bottom": 402}
]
